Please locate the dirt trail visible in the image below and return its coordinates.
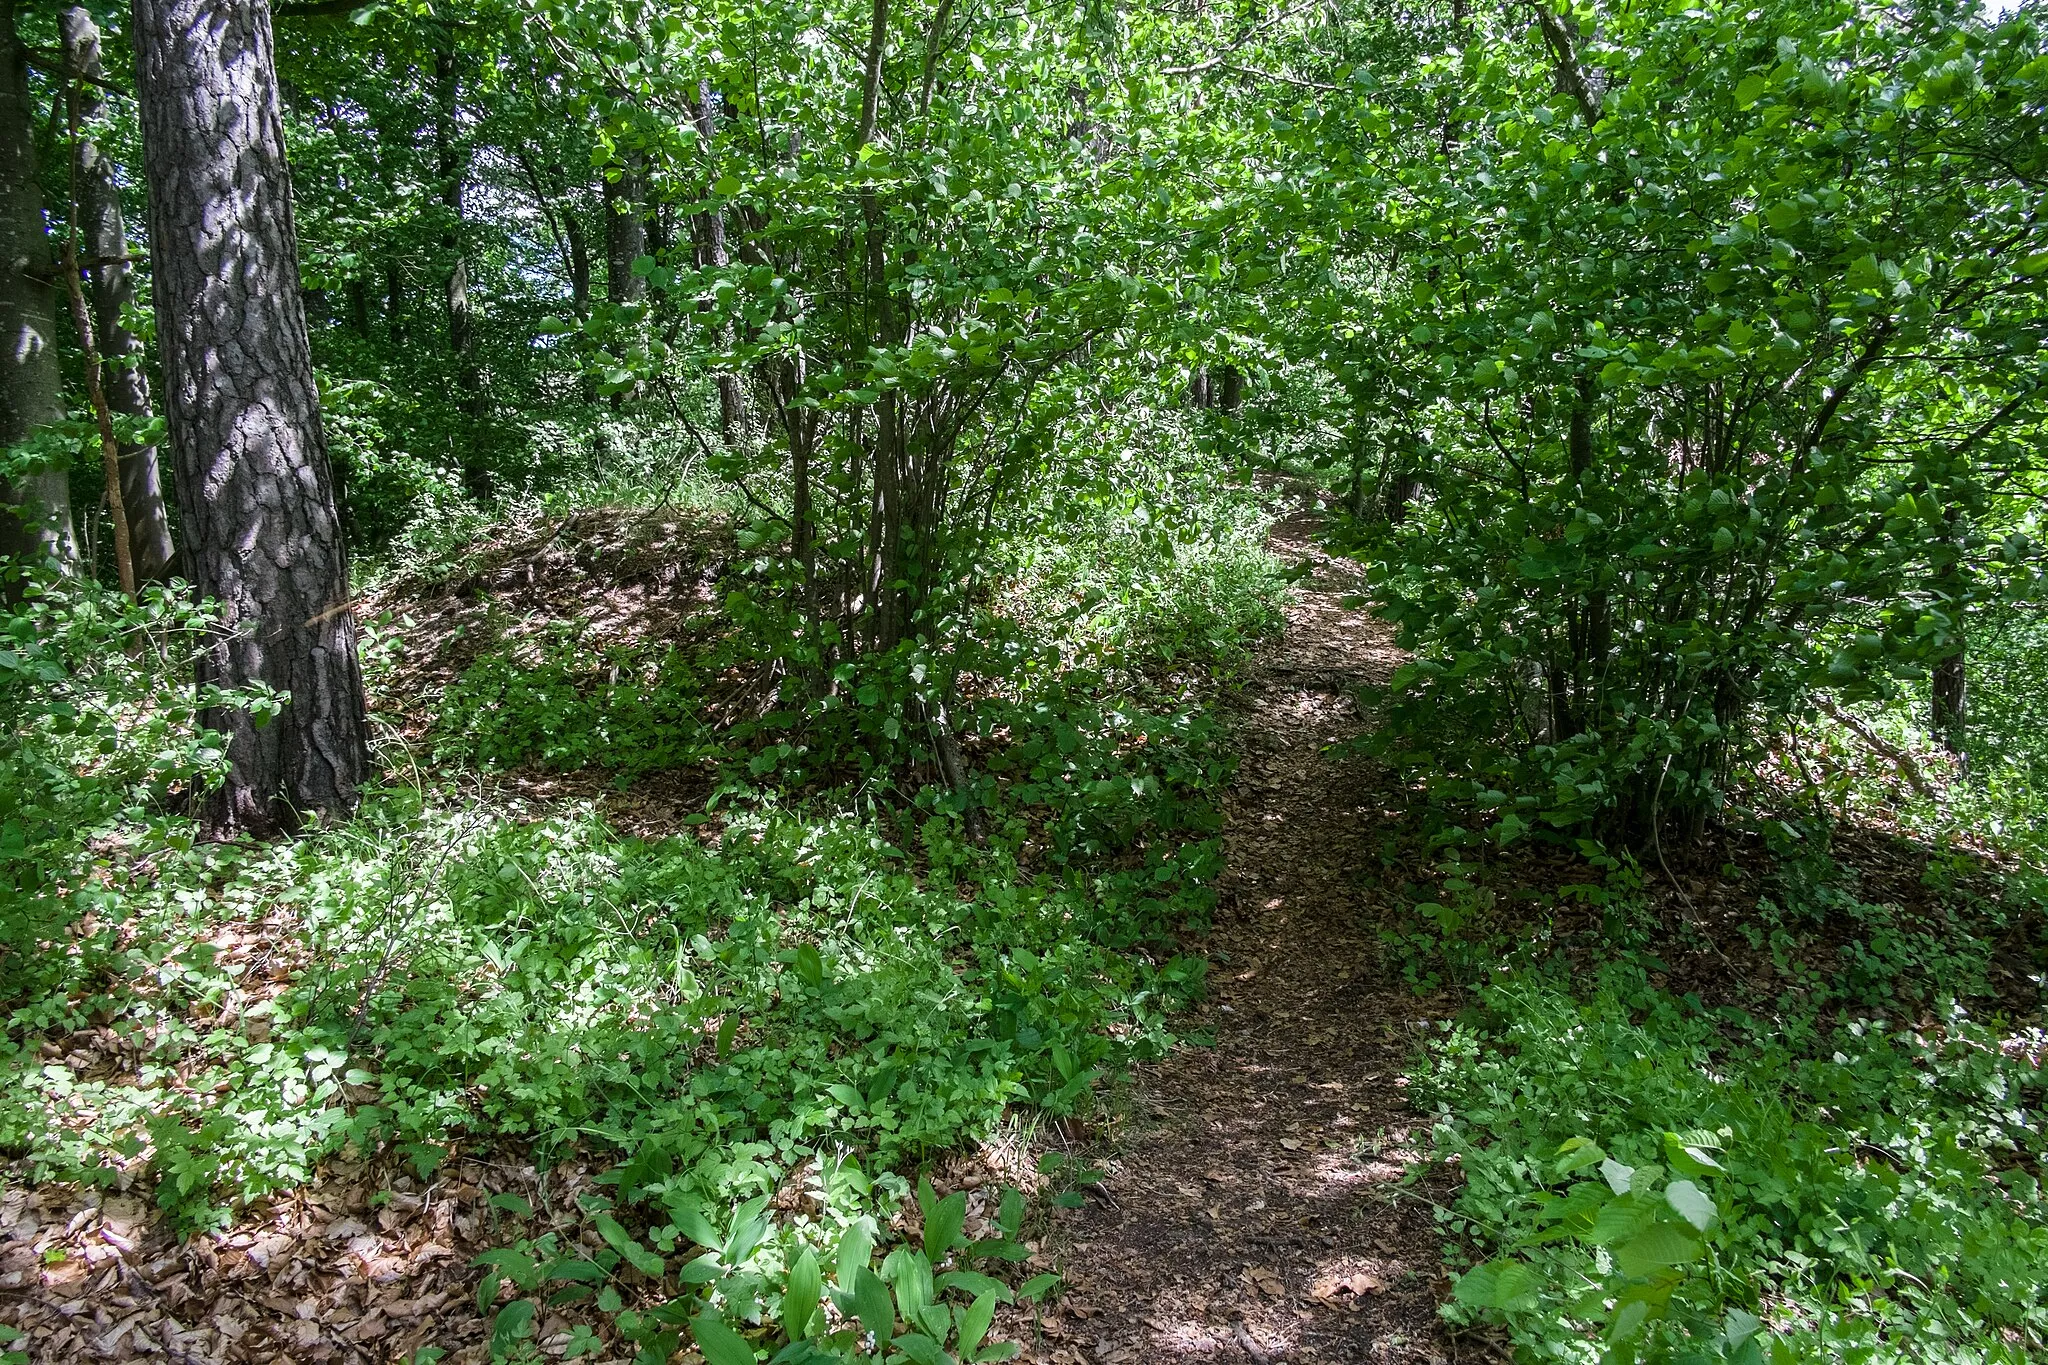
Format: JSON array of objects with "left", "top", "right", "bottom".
[{"left": 1018, "top": 515, "right": 1451, "bottom": 1365}]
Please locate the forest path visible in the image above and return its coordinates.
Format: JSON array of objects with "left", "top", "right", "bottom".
[{"left": 1016, "top": 514, "right": 1451, "bottom": 1365}]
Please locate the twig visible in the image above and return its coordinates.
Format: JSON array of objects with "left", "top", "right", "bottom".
[{"left": 1813, "top": 698, "right": 1933, "bottom": 799}]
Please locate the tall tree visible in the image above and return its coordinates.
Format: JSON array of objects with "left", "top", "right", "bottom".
[
  {"left": 132, "top": 0, "right": 369, "bottom": 834},
  {"left": 0, "top": 0, "right": 77, "bottom": 578},
  {"left": 62, "top": 5, "right": 177, "bottom": 583}
]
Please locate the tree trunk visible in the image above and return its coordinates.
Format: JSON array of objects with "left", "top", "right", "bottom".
[
  {"left": 133, "top": 0, "right": 368, "bottom": 835},
  {"left": 0, "top": 0, "right": 77, "bottom": 578},
  {"left": 604, "top": 154, "right": 646, "bottom": 304},
  {"left": 1932, "top": 648, "right": 1966, "bottom": 759},
  {"left": 433, "top": 47, "right": 488, "bottom": 497},
  {"left": 1217, "top": 364, "right": 1243, "bottom": 414},
  {"left": 691, "top": 83, "right": 744, "bottom": 442},
  {"left": 384, "top": 258, "right": 404, "bottom": 339},
  {"left": 565, "top": 208, "right": 590, "bottom": 315},
  {"left": 63, "top": 5, "right": 176, "bottom": 583}
]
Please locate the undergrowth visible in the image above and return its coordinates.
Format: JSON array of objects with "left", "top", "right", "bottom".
[
  {"left": 0, "top": 479, "right": 1278, "bottom": 1361},
  {"left": 1389, "top": 822, "right": 2048, "bottom": 1364}
]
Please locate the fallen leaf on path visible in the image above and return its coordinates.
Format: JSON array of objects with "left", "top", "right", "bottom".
[
  {"left": 1308, "top": 1271, "right": 1385, "bottom": 1302},
  {"left": 1245, "top": 1267, "right": 1286, "bottom": 1297}
]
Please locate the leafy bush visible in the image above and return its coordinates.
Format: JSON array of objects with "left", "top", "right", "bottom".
[{"left": 1345, "top": 0, "right": 2048, "bottom": 845}]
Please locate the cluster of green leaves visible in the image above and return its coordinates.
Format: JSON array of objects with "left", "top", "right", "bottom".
[
  {"left": 1248, "top": 0, "right": 2048, "bottom": 842},
  {"left": 476, "top": 1177, "right": 1059, "bottom": 1364},
  {"left": 1405, "top": 850, "right": 2048, "bottom": 1364},
  {"left": 0, "top": 575, "right": 274, "bottom": 985},
  {"left": 434, "top": 627, "right": 716, "bottom": 776}
]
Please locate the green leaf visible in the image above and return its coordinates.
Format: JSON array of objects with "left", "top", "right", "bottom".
[
  {"left": 491, "top": 1299, "right": 536, "bottom": 1354},
  {"left": 890, "top": 1333, "right": 952, "bottom": 1365},
  {"left": 996, "top": 1189, "right": 1024, "bottom": 1237},
  {"left": 593, "top": 1212, "right": 665, "bottom": 1278},
  {"left": 936, "top": 1270, "right": 1011, "bottom": 1303},
  {"left": 1663, "top": 1133, "right": 1725, "bottom": 1177},
  {"left": 1600, "top": 1158, "right": 1636, "bottom": 1196},
  {"left": 839, "top": 1220, "right": 877, "bottom": 1287},
  {"left": 1452, "top": 1259, "right": 1539, "bottom": 1311},
  {"left": 924, "top": 1190, "right": 968, "bottom": 1258},
  {"left": 792, "top": 945, "right": 825, "bottom": 986},
  {"left": 854, "top": 1265, "right": 896, "bottom": 1345},
  {"left": 1724, "top": 1308, "right": 1763, "bottom": 1346},
  {"left": 1665, "top": 1179, "right": 1718, "bottom": 1232},
  {"left": 668, "top": 1199, "right": 723, "bottom": 1250},
  {"left": 1614, "top": 1221, "right": 1703, "bottom": 1278},
  {"left": 783, "top": 1247, "right": 822, "bottom": 1339},
  {"left": 958, "top": 1290, "right": 999, "bottom": 1359},
  {"left": 692, "top": 1311, "right": 758, "bottom": 1365},
  {"left": 1554, "top": 1137, "right": 1605, "bottom": 1176},
  {"left": 1015, "top": 1272, "right": 1060, "bottom": 1303}
]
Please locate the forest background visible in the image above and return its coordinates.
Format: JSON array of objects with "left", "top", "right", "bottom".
[{"left": 3, "top": 0, "right": 2048, "bottom": 1361}]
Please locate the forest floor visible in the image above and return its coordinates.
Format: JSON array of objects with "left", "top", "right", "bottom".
[
  {"left": 1, "top": 513, "right": 1467, "bottom": 1365},
  {"left": 1009, "top": 515, "right": 1454, "bottom": 1365}
]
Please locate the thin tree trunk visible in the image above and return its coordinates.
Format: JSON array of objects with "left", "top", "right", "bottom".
[
  {"left": 692, "top": 83, "right": 743, "bottom": 441},
  {"left": 433, "top": 47, "right": 487, "bottom": 496},
  {"left": 58, "top": 85, "right": 135, "bottom": 598},
  {"left": 604, "top": 153, "right": 646, "bottom": 304},
  {"left": 1932, "top": 648, "right": 1966, "bottom": 759},
  {"left": 0, "top": 0, "right": 77, "bottom": 578},
  {"left": 565, "top": 208, "right": 590, "bottom": 315},
  {"left": 133, "top": 0, "right": 368, "bottom": 834},
  {"left": 384, "top": 258, "right": 403, "bottom": 339},
  {"left": 63, "top": 5, "right": 175, "bottom": 583}
]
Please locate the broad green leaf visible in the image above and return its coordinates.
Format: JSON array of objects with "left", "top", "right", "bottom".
[
  {"left": 838, "top": 1219, "right": 877, "bottom": 1286},
  {"left": 889, "top": 1333, "right": 952, "bottom": 1365},
  {"left": 1665, "top": 1179, "right": 1718, "bottom": 1232},
  {"left": 1614, "top": 1221, "right": 1703, "bottom": 1278},
  {"left": 490, "top": 1299, "right": 536, "bottom": 1354},
  {"left": 692, "top": 1311, "right": 758, "bottom": 1365},
  {"left": 783, "top": 1247, "right": 822, "bottom": 1339},
  {"left": 854, "top": 1266, "right": 895, "bottom": 1345},
  {"left": 924, "top": 1190, "right": 968, "bottom": 1259},
  {"left": 1554, "top": 1137, "right": 1605, "bottom": 1176},
  {"left": 958, "top": 1290, "right": 999, "bottom": 1359}
]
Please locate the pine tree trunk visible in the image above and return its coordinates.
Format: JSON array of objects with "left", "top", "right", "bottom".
[
  {"left": 63, "top": 5, "right": 176, "bottom": 583},
  {"left": 132, "top": 0, "right": 368, "bottom": 835},
  {"left": 0, "top": 0, "right": 77, "bottom": 579}
]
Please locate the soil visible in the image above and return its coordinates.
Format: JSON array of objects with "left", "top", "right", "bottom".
[{"left": 1009, "top": 515, "right": 1456, "bottom": 1365}]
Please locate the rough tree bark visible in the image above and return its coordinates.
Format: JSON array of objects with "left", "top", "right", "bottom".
[
  {"left": 62, "top": 5, "right": 177, "bottom": 583},
  {"left": 132, "top": 0, "right": 368, "bottom": 834},
  {"left": 0, "top": 0, "right": 78, "bottom": 577}
]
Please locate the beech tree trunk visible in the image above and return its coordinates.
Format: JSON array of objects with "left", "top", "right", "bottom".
[
  {"left": 0, "top": 0, "right": 78, "bottom": 578},
  {"left": 133, "top": 0, "right": 368, "bottom": 834},
  {"left": 63, "top": 5, "right": 177, "bottom": 583}
]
